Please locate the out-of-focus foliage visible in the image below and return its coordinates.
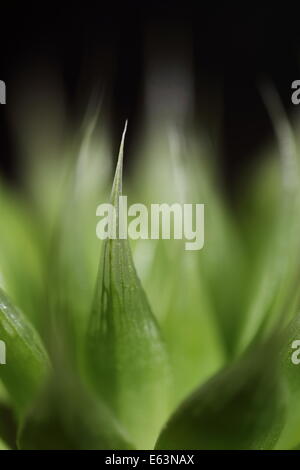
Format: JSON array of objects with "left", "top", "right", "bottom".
[{"left": 1, "top": 85, "right": 300, "bottom": 450}]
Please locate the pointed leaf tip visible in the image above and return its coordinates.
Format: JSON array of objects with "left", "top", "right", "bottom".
[
  {"left": 111, "top": 121, "right": 128, "bottom": 200},
  {"left": 86, "top": 122, "right": 170, "bottom": 448}
]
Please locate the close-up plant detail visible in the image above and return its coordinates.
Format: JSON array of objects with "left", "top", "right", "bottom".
[{"left": 1, "top": 88, "right": 300, "bottom": 450}]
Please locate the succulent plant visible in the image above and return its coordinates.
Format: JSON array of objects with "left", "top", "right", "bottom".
[{"left": 1, "top": 92, "right": 300, "bottom": 450}]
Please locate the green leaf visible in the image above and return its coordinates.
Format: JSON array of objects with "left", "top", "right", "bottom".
[
  {"left": 46, "top": 119, "right": 106, "bottom": 362},
  {"left": 0, "top": 183, "right": 45, "bottom": 328},
  {"left": 275, "top": 314, "right": 300, "bottom": 449},
  {"left": 0, "top": 403, "right": 17, "bottom": 449},
  {"left": 18, "top": 372, "right": 134, "bottom": 450},
  {"left": 237, "top": 90, "right": 300, "bottom": 352},
  {"left": 0, "top": 288, "right": 50, "bottom": 413},
  {"left": 160, "top": 251, "right": 224, "bottom": 407},
  {"left": 0, "top": 438, "right": 10, "bottom": 450},
  {"left": 131, "top": 135, "right": 225, "bottom": 404},
  {"left": 156, "top": 340, "right": 285, "bottom": 450},
  {"left": 85, "top": 123, "right": 170, "bottom": 449}
]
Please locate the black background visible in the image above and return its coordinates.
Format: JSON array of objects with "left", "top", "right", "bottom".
[{"left": 1, "top": 3, "right": 300, "bottom": 193}]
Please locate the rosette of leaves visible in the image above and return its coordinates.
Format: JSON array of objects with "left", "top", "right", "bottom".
[{"left": 0, "top": 99, "right": 300, "bottom": 449}]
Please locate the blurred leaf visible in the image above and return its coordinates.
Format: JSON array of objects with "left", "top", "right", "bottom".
[
  {"left": 156, "top": 341, "right": 285, "bottom": 450},
  {"left": 275, "top": 314, "right": 300, "bottom": 449},
  {"left": 47, "top": 112, "right": 109, "bottom": 362},
  {"left": 238, "top": 90, "right": 300, "bottom": 352},
  {"left": 132, "top": 130, "right": 246, "bottom": 358},
  {"left": 132, "top": 130, "right": 225, "bottom": 404},
  {"left": 86, "top": 124, "right": 170, "bottom": 449},
  {"left": 0, "top": 380, "right": 10, "bottom": 405},
  {"left": 0, "top": 438, "right": 10, "bottom": 450},
  {"left": 0, "top": 404, "right": 17, "bottom": 449},
  {"left": 160, "top": 250, "right": 224, "bottom": 407},
  {"left": 18, "top": 372, "right": 134, "bottom": 450},
  {"left": 0, "top": 288, "right": 50, "bottom": 413},
  {"left": 0, "top": 183, "right": 45, "bottom": 328}
]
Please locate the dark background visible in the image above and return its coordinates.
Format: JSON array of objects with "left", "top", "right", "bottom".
[{"left": 1, "top": 3, "right": 300, "bottom": 193}]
